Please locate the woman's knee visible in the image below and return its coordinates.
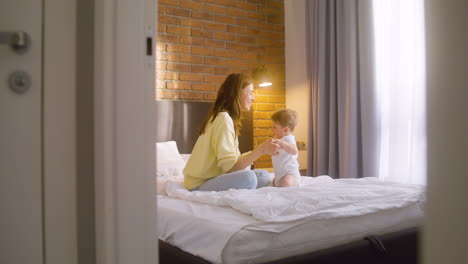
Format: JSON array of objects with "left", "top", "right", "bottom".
[
  {"left": 239, "top": 170, "right": 257, "bottom": 189},
  {"left": 197, "top": 170, "right": 257, "bottom": 191},
  {"left": 254, "top": 169, "right": 271, "bottom": 188}
]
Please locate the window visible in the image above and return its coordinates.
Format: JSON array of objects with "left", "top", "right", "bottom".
[{"left": 373, "top": 0, "right": 426, "bottom": 184}]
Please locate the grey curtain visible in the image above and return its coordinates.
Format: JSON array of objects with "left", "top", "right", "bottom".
[{"left": 306, "top": 0, "right": 379, "bottom": 178}]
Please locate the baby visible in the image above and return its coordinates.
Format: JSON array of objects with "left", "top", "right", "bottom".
[{"left": 270, "top": 109, "right": 301, "bottom": 187}]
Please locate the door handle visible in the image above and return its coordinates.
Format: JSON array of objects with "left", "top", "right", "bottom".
[{"left": 0, "top": 31, "right": 30, "bottom": 54}]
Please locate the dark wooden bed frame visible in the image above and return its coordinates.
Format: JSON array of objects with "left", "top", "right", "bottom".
[{"left": 156, "top": 100, "right": 421, "bottom": 264}]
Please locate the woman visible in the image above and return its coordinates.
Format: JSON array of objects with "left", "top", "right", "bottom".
[{"left": 183, "top": 73, "right": 280, "bottom": 191}]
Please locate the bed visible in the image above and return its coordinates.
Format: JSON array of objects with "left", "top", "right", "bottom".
[{"left": 155, "top": 100, "right": 424, "bottom": 264}]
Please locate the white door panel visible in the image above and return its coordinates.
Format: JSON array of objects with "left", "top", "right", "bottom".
[{"left": 0, "top": 0, "right": 43, "bottom": 263}]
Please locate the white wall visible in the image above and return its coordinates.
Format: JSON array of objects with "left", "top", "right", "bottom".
[
  {"left": 423, "top": 0, "right": 468, "bottom": 263},
  {"left": 284, "top": 0, "right": 309, "bottom": 170}
]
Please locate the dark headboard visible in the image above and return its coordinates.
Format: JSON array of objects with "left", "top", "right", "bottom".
[{"left": 155, "top": 100, "right": 253, "bottom": 154}]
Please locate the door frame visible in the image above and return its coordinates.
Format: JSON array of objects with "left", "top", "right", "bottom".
[
  {"left": 43, "top": 0, "right": 77, "bottom": 263},
  {"left": 94, "top": 0, "right": 157, "bottom": 264}
]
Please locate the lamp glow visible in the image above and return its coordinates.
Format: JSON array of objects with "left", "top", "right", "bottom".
[
  {"left": 259, "top": 82, "right": 272, "bottom": 87},
  {"left": 252, "top": 65, "right": 272, "bottom": 87}
]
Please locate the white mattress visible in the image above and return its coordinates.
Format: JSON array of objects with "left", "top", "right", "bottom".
[{"left": 157, "top": 176, "right": 425, "bottom": 264}]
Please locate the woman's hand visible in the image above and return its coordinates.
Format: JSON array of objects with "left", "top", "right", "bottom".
[
  {"left": 227, "top": 138, "right": 280, "bottom": 173},
  {"left": 272, "top": 138, "right": 298, "bottom": 155},
  {"left": 227, "top": 139, "right": 281, "bottom": 172},
  {"left": 260, "top": 138, "right": 281, "bottom": 156}
]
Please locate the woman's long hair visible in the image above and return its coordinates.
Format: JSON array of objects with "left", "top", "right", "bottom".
[{"left": 199, "top": 73, "right": 253, "bottom": 136}]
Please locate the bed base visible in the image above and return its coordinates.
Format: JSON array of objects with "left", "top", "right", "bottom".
[{"left": 159, "top": 227, "right": 419, "bottom": 264}]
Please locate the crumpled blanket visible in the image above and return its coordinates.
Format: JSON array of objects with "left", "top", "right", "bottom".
[{"left": 165, "top": 176, "right": 425, "bottom": 223}]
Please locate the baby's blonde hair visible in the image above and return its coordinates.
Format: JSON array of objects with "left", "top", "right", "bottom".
[{"left": 271, "top": 108, "right": 298, "bottom": 131}]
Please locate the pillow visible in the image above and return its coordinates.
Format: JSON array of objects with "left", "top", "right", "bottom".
[
  {"left": 156, "top": 160, "right": 186, "bottom": 179},
  {"left": 156, "top": 141, "right": 184, "bottom": 164},
  {"left": 180, "top": 154, "right": 191, "bottom": 162},
  {"left": 156, "top": 177, "right": 184, "bottom": 195},
  {"left": 156, "top": 141, "right": 186, "bottom": 179}
]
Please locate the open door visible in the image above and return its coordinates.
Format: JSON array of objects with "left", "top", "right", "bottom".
[{"left": 0, "top": 1, "right": 43, "bottom": 263}]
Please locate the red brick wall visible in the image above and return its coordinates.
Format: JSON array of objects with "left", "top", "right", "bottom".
[{"left": 156, "top": 0, "right": 285, "bottom": 168}]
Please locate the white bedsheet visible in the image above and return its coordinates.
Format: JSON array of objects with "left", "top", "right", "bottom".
[
  {"left": 158, "top": 195, "right": 256, "bottom": 262},
  {"left": 159, "top": 176, "right": 425, "bottom": 263}
]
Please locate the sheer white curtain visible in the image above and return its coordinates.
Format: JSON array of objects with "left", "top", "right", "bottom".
[{"left": 373, "top": 0, "right": 426, "bottom": 184}]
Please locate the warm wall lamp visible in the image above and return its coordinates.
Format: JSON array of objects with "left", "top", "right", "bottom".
[{"left": 252, "top": 65, "right": 272, "bottom": 87}]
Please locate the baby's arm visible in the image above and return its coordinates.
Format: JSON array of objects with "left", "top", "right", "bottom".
[{"left": 275, "top": 139, "right": 298, "bottom": 155}]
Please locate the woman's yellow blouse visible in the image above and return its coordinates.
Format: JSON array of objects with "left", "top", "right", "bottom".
[{"left": 183, "top": 112, "right": 241, "bottom": 190}]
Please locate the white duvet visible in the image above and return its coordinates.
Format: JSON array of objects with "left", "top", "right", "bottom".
[{"left": 165, "top": 176, "right": 425, "bottom": 223}]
